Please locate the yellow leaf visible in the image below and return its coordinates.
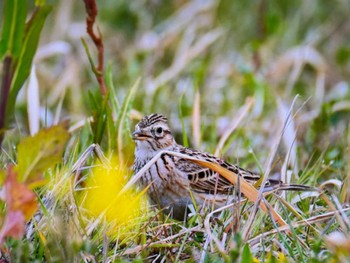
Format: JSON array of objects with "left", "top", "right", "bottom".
[{"left": 16, "top": 122, "right": 70, "bottom": 184}]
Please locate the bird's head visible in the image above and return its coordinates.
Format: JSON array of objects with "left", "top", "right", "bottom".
[{"left": 132, "top": 113, "right": 175, "bottom": 153}]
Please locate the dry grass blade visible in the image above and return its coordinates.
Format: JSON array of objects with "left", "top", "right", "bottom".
[
  {"left": 215, "top": 97, "right": 254, "bottom": 157},
  {"left": 269, "top": 46, "right": 328, "bottom": 125},
  {"left": 340, "top": 124, "right": 350, "bottom": 203},
  {"left": 71, "top": 143, "right": 111, "bottom": 174},
  {"left": 150, "top": 29, "right": 223, "bottom": 91},
  {"left": 332, "top": 100, "right": 350, "bottom": 112},
  {"left": 278, "top": 99, "right": 298, "bottom": 177},
  {"left": 26, "top": 65, "right": 40, "bottom": 136},
  {"left": 242, "top": 95, "right": 299, "bottom": 240},
  {"left": 330, "top": 193, "right": 350, "bottom": 231},
  {"left": 268, "top": 46, "right": 327, "bottom": 86},
  {"left": 203, "top": 202, "right": 239, "bottom": 253},
  {"left": 248, "top": 207, "right": 350, "bottom": 247},
  {"left": 319, "top": 193, "right": 349, "bottom": 232},
  {"left": 121, "top": 226, "right": 202, "bottom": 255},
  {"left": 68, "top": 117, "right": 94, "bottom": 133}
]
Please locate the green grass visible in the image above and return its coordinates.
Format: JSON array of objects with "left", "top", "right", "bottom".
[{"left": 1, "top": 0, "right": 350, "bottom": 262}]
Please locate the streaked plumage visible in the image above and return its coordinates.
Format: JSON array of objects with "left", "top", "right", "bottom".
[{"left": 132, "top": 113, "right": 311, "bottom": 220}]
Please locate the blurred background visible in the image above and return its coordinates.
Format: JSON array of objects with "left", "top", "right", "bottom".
[{"left": 13, "top": 0, "right": 348, "bottom": 170}]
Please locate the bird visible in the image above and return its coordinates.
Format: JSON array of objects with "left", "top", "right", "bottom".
[{"left": 132, "top": 113, "right": 312, "bottom": 220}]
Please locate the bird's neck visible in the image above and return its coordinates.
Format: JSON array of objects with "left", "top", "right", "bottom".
[{"left": 135, "top": 142, "right": 177, "bottom": 161}]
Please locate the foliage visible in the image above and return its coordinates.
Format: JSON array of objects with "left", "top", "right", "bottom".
[
  {"left": 0, "top": 0, "right": 51, "bottom": 145},
  {"left": 0, "top": 123, "right": 69, "bottom": 247},
  {"left": 0, "top": 0, "right": 350, "bottom": 262}
]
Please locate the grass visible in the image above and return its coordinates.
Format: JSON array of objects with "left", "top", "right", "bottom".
[{"left": 1, "top": 0, "right": 350, "bottom": 262}]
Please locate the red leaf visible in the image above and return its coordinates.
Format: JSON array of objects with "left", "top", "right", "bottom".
[
  {"left": 0, "top": 211, "right": 25, "bottom": 244},
  {"left": 0, "top": 166, "right": 38, "bottom": 245},
  {"left": 5, "top": 166, "right": 37, "bottom": 220}
]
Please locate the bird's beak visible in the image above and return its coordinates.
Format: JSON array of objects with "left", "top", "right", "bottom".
[{"left": 132, "top": 130, "right": 150, "bottom": 140}]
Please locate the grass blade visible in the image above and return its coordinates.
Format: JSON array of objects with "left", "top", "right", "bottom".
[
  {"left": 116, "top": 78, "right": 140, "bottom": 164},
  {"left": 6, "top": 5, "right": 52, "bottom": 125}
]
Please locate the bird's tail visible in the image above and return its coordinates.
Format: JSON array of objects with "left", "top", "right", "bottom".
[
  {"left": 278, "top": 183, "right": 318, "bottom": 192},
  {"left": 261, "top": 180, "right": 317, "bottom": 193}
]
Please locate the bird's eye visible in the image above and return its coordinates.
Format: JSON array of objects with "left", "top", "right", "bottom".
[{"left": 155, "top": 127, "right": 163, "bottom": 136}]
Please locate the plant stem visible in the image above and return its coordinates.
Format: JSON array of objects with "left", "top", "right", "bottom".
[
  {"left": 82, "top": 0, "right": 107, "bottom": 96},
  {"left": 0, "top": 56, "right": 13, "bottom": 146}
]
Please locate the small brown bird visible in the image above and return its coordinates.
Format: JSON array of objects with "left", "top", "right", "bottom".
[{"left": 132, "top": 113, "right": 311, "bottom": 220}]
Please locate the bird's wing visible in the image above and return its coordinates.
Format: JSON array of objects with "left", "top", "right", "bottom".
[
  {"left": 173, "top": 146, "right": 315, "bottom": 194},
  {"left": 175, "top": 159, "right": 233, "bottom": 194},
  {"left": 174, "top": 147, "right": 264, "bottom": 195}
]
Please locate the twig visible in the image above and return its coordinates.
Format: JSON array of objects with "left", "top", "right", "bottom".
[
  {"left": 0, "top": 57, "right": 13, "bottom": 146},
  {"left": 82, "top": 0, "right": 107, "bottom": 95}
]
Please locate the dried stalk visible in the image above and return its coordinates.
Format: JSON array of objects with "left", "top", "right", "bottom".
[{"left": 82, "top": 0, "right": 107, "bottom": 95}]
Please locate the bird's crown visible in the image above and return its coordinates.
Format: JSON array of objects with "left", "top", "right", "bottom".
[{"left": 137, "top": 113, "right": 168, "bottom": 128}]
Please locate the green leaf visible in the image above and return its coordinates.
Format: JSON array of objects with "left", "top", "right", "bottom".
[
  {"left": 106, "top": 102, "right": 116, "bottom": 150},
  {"left": 106, "top": 63, "right": 120, "bottom": 111},
  {"left": 35, "top": 0, "right": 46, "bottom": 7},
  {"left": 116, "top": 78, "right": 140, "bottom": 163},
  {"left": 0, "top": 0, "right": 27, "bottom": 60},
  {"left": 87, "top": 89, "right": 108, "bottom": 144},
  {"left": 6, "top": 5, "right": 52, "bottom": 125},
  {"left": 178, "top": 95, "right": 189, "bottom": 147},
  {"left": 81, "top": 38, "right": 99, "bottom": 76},
  {"left": 105, "top": 64, "right": 119, "bottom": 150},
  {"left": 242, "top": 244, "right": 253, "bottom": 263},
  {"left": 16, "top": 123, "right": 70, "bottom": 183},
  {"left": 95, "top": 96, "right": 109, "bottom": 144}
]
